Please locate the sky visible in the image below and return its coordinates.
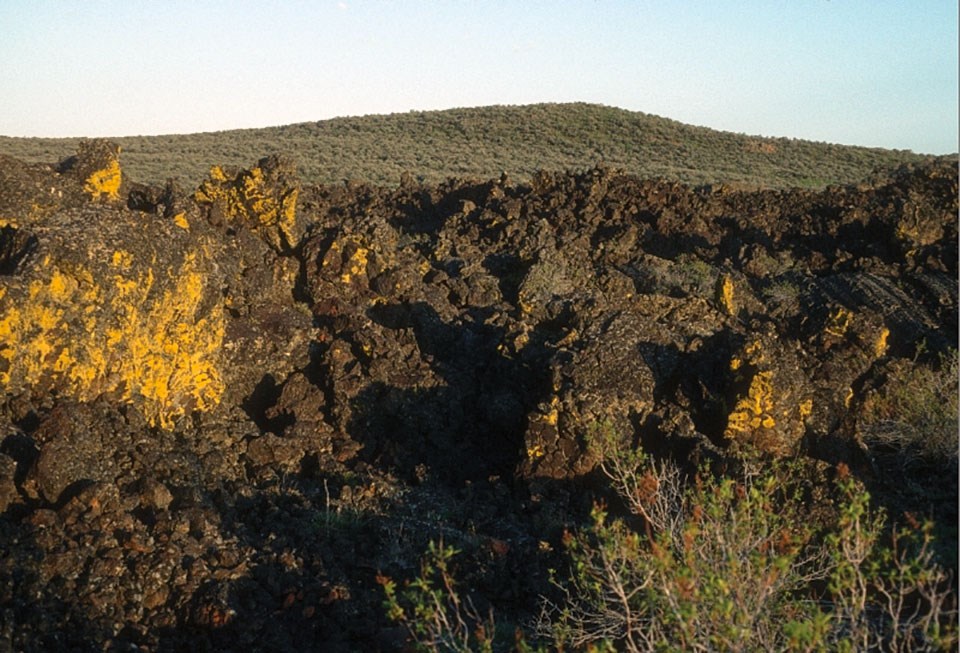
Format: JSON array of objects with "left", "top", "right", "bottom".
[{"left": 1, "top": 1, "right": 956, "bottom": 154}]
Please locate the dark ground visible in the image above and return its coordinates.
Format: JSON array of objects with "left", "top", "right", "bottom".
[{"left": 0, "top": 143, "right": 956, "bottom": 651}]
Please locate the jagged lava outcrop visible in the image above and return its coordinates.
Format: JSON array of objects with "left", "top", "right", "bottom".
[{"left": 0, "top": 141, "right": 955, "bottom": 648}]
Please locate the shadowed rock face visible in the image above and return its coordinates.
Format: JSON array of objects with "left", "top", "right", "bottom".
[{"left": 0, "top": 142, "right": 955, "bottom": 649}]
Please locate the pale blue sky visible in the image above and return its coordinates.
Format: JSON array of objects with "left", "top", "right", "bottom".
[{"left": 1, "top": 1, "right": 956, "bottom": 153}]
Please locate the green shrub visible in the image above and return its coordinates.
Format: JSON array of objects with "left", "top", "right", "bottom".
[
  {"left": 860, "top": 349, "right": 959, "bottom": 468},
  {"left": 0, "top": 104, "right": 928, "bottom": 189},
  {"left": 534, "top": 429, "right": 956, "bottom": 652},
  {"left": 379, "top": 426, "right": 955, "bottom": 651},
  {"left": 824, "top": 472, "right": 956, "bottom": 652},
  {"left": 378, "top": 540, "right": 499, "bottom": 653}
]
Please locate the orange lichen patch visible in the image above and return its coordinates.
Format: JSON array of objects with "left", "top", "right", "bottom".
[
  {"left": 513, "top": 330, "right": 530, "bottom": 350},
  {"left": 0, "top": 253, "right": 225, "bottom": 428},
  {"left": 798, "top": 398, "right": 813, "bottom": 420},
  {"left": 240, "top": 166, "right": 298, "bottom": 237},
  {"left": 173, "top": 212, "right": 190, "bottom": 231},
  {"left": 526, "top": 443, "right": 545, "bottom": 460},
  {"left": 538, "top": 395, "right": 560, "bottom": 426},
  {"left": 874, "top": 327, "right": 890, "bottom": 358},
  {"left": 725, "top": 370, "right": 777, "bottom": 439},
  {"left": 744, "top": 339, "right": 763, "bottom": 362},
  {"left": 111, "top": 250, "right": 134, "bottom": 269},
  {"left": 83, "top": 158, "right": 122, "bottom": 200},
  {"left": 116, "top": 252, "right": 225, "bottom": 427},
  {"left": 194, "top": 163, "right": 300, "bottom": 249},
  {"left": 730, "top": 339, "right": 764, "bottom": 372},
  {"left": 340, "top": 246, "right": 369, "bottom": 284},
  {"left": 208, "top": 165, "right": 229, "bottom": 182},
  {"left": 717, "top": 274, "right": 736, "bottom": 315},
  {"left": 321, "top": 236, "right": 377, "bottom": 286},
  {"left": 825, "top": 307, "right": 852, "bottom": 338}
]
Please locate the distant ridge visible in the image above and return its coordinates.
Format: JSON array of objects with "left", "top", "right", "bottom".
[{"left": 0, "top": 103, "right": 933, "bottom": 189}]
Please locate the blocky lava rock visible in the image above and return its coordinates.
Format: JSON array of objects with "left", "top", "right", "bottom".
[
  {"left": 0, "top": 143, "right": 955, "bottom": 650},
  {"left": 32, "top": 403, "right": 124, "bottom": 504},
  {"left": 0, "top": 142, "right": 311, "bottom": 431},
  {"left": 0, "top": 453, "right": 17, "bottom": 513}
]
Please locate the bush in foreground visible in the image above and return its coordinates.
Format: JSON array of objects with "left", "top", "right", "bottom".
[
  {"left": 535, "top": 427, "right": 956, "bottom": 652},
  {"left": 860, "top": 349, "right": 958, "bottom": 469},
  {"left": 377, "top": 540, "right": 503, "bottom": 653},
  {"left": 380, "top": 426, "right": 956, "bottom": 651}
]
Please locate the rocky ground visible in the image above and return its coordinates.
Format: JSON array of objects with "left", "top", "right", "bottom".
[{"left": 0, "top": 141, "right": 956, "bottom": 651}]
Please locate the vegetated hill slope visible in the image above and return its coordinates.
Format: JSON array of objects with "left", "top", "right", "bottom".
[{"left": 0, "top": 103, "right": 934, "bottom": 189}]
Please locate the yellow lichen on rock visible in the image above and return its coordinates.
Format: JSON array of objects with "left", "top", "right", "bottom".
[
  {"left": 874, "top": 327, "right": 890, "bottom": 358},
  {"left": 723, "top": 337, "right": 809, "bottom": 456},
  {"left": 340, "top": 246, "right": 369, "bottom": 284},
  {"left": 717, "top": 273, "right": 736, "bottom": 315},
  {"left": 277, "top": 187, "right": 299, "bottom": 245},
  {"left": 725, "top": 370, "right": 777, "bottom": 438},
  {"left": 241, "top": 166, "right": 299, "bottom": 243},
  {"left": 111, "top": 250, "right": 134, "bottom": 269},
  {"left": 208, "top": 165, "right": 229, "bottom": 182},
  {"left": 241, "top": 167, "right": 271, "bottom": 219},
  {"left": 83, "top": 158, "right": 122, "bottom": 201},
  {"left": 825, "top": 307, "right": 853, "bottom": 338},
  {"left": 111, "top": 252, "right": 225, "bottom": 427},
  {"left": 193, "top": 167, "right": 235, "bottom": 209},
  {"left": 47, "top": 268, "right": 75, "bottom": 301},
  {"left": 194, "top": 160, "right": 300, "bottom": 250},
  {"left": 0, "top": 253, "right": 225, "bottom": 428},
  {"left": 730, "top": 339, "right": 763, "bottom": 372},
  {"left": 320, "top": 235, "right": 380, "bottom": 287},
  {"left": 538, "top": 395, "right": 560, "bottom": 426},
  {"left": 2, "top": 265, "right": 99, "bottom": 391},
  {"left": 0, "top": 310, "right": 21, "bottom": 386}
]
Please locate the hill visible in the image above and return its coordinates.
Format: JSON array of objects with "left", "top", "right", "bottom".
[{"left": 0, "top": 103, "right": 933, "bottom": 189}]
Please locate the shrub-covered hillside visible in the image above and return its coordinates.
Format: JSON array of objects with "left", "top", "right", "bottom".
[{"left": 0, "top": 103, "right": 936, "bottom": 189}]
